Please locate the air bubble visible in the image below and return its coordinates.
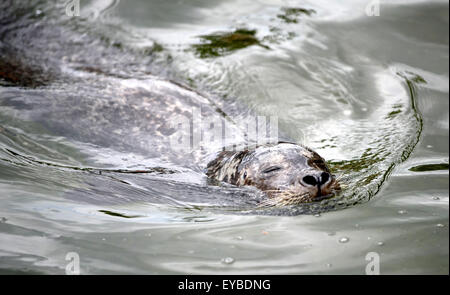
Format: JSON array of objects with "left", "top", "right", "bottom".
[
  {"left": 339, "top": 237, "right": 350, "bottom": 243},
  {"left": 221, "top": 257, "right": 235, "bottom": 264}
]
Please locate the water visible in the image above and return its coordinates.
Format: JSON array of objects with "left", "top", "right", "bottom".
[{"left": 0, "top": 0, "right": 448, "bottom": 274}]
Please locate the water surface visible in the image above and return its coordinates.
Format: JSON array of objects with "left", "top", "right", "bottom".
[{"left": 0, "top": 0, "right": 448, "bottom": 274}]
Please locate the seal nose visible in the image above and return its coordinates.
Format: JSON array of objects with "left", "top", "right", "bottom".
[
  {"left": 301, "top": 172, "right": 330, "bottom": 187},
  {"left": 301, "top": 172, "right": 332, "bottom": 198},
  {"left": 302, "top": 175, "right": 319, "bottom": 186},
  {"left": 320, "top": 172, "right": 330, "bottom": 185}
]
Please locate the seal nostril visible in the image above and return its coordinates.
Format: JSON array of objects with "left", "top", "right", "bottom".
[
  {"left": 302, "top": 175, "right": 317, "bottom": 186},
  {"left": 320, "top": 172, "right": 330, "bottom": 185}
]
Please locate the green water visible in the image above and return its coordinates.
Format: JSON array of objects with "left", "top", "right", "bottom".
[{"left": 0, "top": 0, "right": 448, "bottom": 274}]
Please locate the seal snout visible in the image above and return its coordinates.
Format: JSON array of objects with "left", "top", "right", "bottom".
[{"left": 300, "top": 171, "right": 334, "bottom": 199}]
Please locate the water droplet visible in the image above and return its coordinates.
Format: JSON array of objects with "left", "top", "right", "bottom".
[
  {"left": 343, "top": 110, "right": 352, "bottom": 116},
  {"left": 147, "top": 233, "right": 152, "bottom": 237},
  {"left": 361, "top": 107, "right": 368, "bottom": 112},
  {"left": 432, "top": 196, "right": 440, "bottom": 200},
  {"left": 101, "top": 238, "right": 106, "bottom": 241},
  {"left": 398, "top": 210, "right": 407, "bottom": 215},
  {"left": 377, "top": 241, "right": 384, "bottom": 246},
  {"left": 187, "top": 250, "right": 195, "bottom": 254},
  {"left": 339, "top": 237, "right": 350, "bottom": 243},
  {"left": 314, "top": 214, "right": 321, "bottom": 217},
  {"left": 326, "top": 263, "right": 333, "bottom": 268},
  {"left": 235, "top": 236, "right": 243, "bottom": 240},
  {"left": 221, "top": 257, "right": 235, "bottom": 264},
  {"left": 426, "top": 145, "right": 433, "bottom": 149},
  {"left": 436, "top": 224, "right": 445, "bottom": 228},
  {"left": 327, "top": 232, "right": 336, "bottom": 236},
  {"left": 0, "top": 217, "right": 7, "bottom": 223},
  {"left": 367, "top": 236, "right": 372, "bottom": 240}
]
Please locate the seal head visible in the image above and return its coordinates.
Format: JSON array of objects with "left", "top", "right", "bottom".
[{"left": 206, "top": 142, "right": 340, "bottom": 206}]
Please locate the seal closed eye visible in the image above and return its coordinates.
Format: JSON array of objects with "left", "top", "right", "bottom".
[
  {"left": 263, "top": 166, "right": 282, "bottom": 174},
  {"left": 206, "top": 142, "right": 340, "bottom": 206}
]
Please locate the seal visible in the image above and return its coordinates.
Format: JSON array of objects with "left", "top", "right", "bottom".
[
  {"left": 206, "top": 142, "right": 340, "bottom": 206},
  {"left": 0, "top": 4, "right": 340, "bottom": 208}
]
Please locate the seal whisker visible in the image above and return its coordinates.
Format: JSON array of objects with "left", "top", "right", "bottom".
[
  {"left": 257, "top": 191, "right": 312, "bottom": 208},
  {"left": 334, "top": 174, "right": 351, "bottom": 186}
]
